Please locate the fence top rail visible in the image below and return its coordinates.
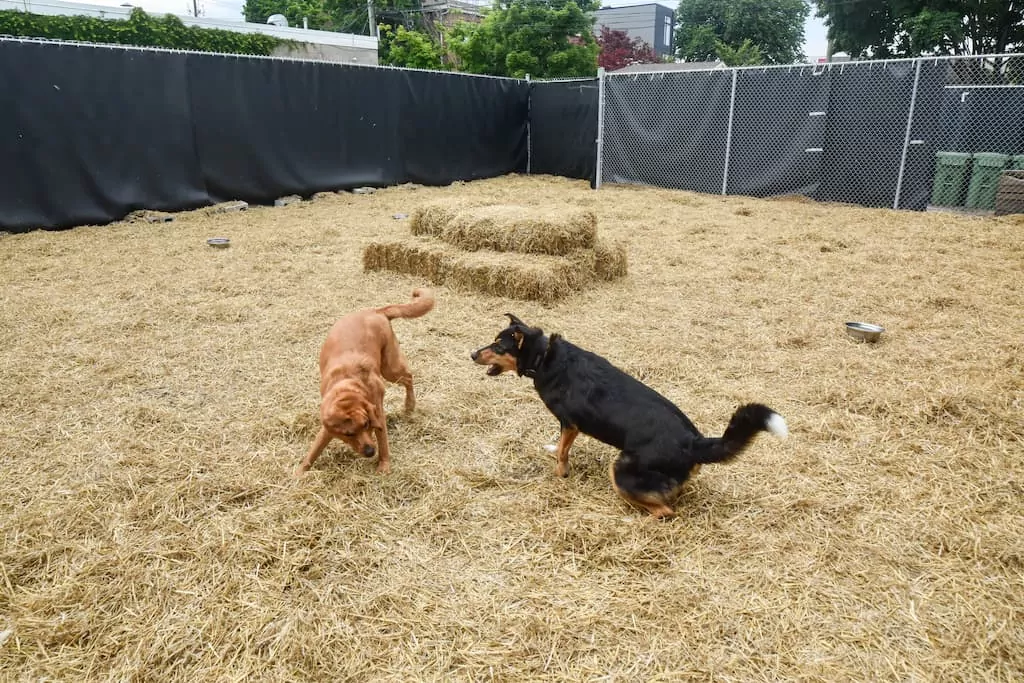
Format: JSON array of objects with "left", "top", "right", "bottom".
[
  {"left": 532, "top": 76, "right": 600, "bottom": 83},
  {"left": 944, "top": 83, "right": 1024, "bottom": 88},
  {"left": 605, "top": 52, "right": 1024, "bottom": 78},
  {"left": 0, "top": 35, "right": 527, "bottom": 82}
]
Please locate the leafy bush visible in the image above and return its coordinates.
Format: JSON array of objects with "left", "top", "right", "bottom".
[
  {"left": 378, "top": 24, "right": 446, "bottom": 70},
  {"left": 596, "top": 25, "right": 658, "bottom": 71},
  {"left": 448, "top": 0, "right": 599, "bottom": 79},
  {"left": 0, "top": 8, "right": 287, "bottom": 55}
]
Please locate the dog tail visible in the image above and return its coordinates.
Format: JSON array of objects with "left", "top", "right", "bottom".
[
  {"left": 375, "top": 288, "right": 435, "bottom": 320},
  {"left": 691, "top": 403, "right": 788, "bottom": 464}
]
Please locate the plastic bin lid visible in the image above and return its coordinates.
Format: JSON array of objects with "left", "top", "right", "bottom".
[
  {"left": 973, "top": 152, "right": 1010, "bottom": 165},
  {"left": 935, "top": 151, "right": 971, "bottom": 163}
]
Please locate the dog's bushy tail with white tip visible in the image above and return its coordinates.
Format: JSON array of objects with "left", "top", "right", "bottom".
[{"left": 691, "top": 402, "right": 788, "bottom": 465}]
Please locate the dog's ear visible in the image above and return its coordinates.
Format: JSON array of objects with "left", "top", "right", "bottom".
[
  {"left": 368, "top": 404, "right": 385, "bottom": 432},
  {"left": 513, "top": 323, "right": 544, "bottom": 350},
  {"left": 504, "top": 313, "right": 526, "bottom": 327}
]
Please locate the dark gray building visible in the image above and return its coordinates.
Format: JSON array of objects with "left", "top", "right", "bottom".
[{"left": 593, "top": 4, "right": 676, "bottom": 58}]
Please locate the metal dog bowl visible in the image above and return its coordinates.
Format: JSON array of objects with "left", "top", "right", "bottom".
[
  {"left": 845, "top": 321, "right": 885, "bottom": 343},
  {"left": 207, "top": 237, "right": 231, "bottom": 249}
]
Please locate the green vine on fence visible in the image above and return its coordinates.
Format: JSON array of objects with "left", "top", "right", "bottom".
[{"left": 0, "top": 8, "right": 289, "bottom": 55}]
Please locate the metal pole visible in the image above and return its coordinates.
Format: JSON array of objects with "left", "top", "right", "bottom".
[
  {"left": 722, "top": 68, "right": 738, "bottom": 195},
  {"left": 367, "top": 0, "right": 377, "bottom": 37},
  {"left": 893, "top": 58, "right": 923, "bottom": 210},
  {"left": 595, "top": 67, "right": 606, "bottom": 190},
  {"left": 525, "top": 74, "right": 532, "bottom": 175}
]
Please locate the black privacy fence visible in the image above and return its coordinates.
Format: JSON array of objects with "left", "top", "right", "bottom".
[
  {"left": 0, "top": 39, "right": 531, "bottom": 232},
  {"left": 2, "top": 39, "right": 1020, "bottom": 233}
]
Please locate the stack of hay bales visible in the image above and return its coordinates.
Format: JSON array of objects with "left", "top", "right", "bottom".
[{"left": 363, "top": 203, "right": 627, "bottom": 304}]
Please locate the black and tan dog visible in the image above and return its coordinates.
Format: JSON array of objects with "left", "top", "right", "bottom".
[{"left": 471, "top": 314, "right": 788, "bottom": 519}]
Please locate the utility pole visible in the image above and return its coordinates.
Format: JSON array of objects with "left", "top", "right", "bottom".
[{"left": 367, "top": 0, "right": 377, "bottom": 37}]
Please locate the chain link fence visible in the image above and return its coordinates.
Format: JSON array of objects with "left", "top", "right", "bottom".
[{"left": 596, "top": 54, "right": 1024, "bottom": 213}]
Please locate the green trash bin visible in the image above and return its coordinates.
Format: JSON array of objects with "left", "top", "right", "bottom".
[
  {"left": 965, "top": 152, "right": 1010, "bottom": 209},
  {"left": 930, "top": 151, "right": 972, "bottom": 206}
]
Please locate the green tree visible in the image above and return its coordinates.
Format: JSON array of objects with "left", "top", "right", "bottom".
[
  {"left": 448, "top": 0, "right": 600, "bottom": 78},
  {"left": 815, "top": 0, "right": 1024, "bottom": 57},
  {"left": 715, "top": 38, "right": 763, "bottom": 66},
  {"left": 243, "top": 0, "right": 418, "bottom": 34},
  {"left": 379, "top": 23, "right": 445, "bottom": 69},
  {"left": 675, "top": 0, "right": 809, "bottom": 64},
  {"left": 243, "top": 0, "right": 332, "bottom": 30}
]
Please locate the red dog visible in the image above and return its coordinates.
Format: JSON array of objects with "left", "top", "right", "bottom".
[{"left": 295, "top": 288, "right": 435, "bottom": 476}]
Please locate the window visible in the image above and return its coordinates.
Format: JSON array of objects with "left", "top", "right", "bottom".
[{"left": 663, "top": 16, "right": 672, "bottom": 48}]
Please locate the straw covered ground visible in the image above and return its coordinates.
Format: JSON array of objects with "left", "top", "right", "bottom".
[{"left": 1, "top": 174, "right": 1022, "bottom": 681}]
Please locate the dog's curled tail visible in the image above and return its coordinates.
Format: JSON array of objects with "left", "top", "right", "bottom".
[
  {"left": 375, "top": 288, "right": 435, "bottom": 320},
  {"left": 691, "top": 402, "right": 788, "bottom": 465}
]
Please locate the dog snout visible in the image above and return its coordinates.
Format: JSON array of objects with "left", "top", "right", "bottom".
[
  {"left": 470, "top": 349, "right": 479, "bottom": 361},
  {"left": 362, "top": 444, "right": 376, "bottom": 457}
]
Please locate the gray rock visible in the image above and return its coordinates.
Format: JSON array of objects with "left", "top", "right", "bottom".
[
  {"left": 274, "top": 195, "right": 302, "bottom": 207},
  {"left": 211, "top": 200, "right": 248, "bottom": 213}
]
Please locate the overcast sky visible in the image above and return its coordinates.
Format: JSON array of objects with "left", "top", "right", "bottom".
[{"left": 65, "top": 0, "right": 832, "bottom": 59}]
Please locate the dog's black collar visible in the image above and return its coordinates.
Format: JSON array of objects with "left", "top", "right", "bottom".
[{"left": 519, "top": 334, "right": 555, "bottom": 378}]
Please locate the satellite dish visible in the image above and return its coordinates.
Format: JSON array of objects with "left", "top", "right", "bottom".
[{"left": 267, "top": 14, "right": 289, "bottom": 27}]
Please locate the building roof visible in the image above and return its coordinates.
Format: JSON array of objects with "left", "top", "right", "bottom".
[
  {"left": 596, "top": 3, "right": 672, "bottom": 11},
  {"left": 611, "top": 61, "right": 725, "bottom": 74},
  {"left": 0, "top": 0, "right": 377, "bottom": 49}
]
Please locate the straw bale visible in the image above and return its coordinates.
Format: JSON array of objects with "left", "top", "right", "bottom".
[
  {"left": 583, "top": 238, "right": 629, "bottom": 281},
  {"left": 363, "top": 236, "right": 592, "bottom": 304},
  {"left": 410, "top": 202, "right": 598, "bottom": 255},
  {"left": 2, "top": 174, "right": 1023, "bottom": 682}
]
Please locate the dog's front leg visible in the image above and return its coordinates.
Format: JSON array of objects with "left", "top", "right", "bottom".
[
  {"left": 373, "top": 401, "right": 392, "bottom": 474},
  {"left": 296, "top": 426, "right": 333, "bottom": 476},
  {"left": 551, "top": 426, "right": 579, "bottom": 478},
  {"left": 374, "top": 425, "right": 391, "bottom": 474}
]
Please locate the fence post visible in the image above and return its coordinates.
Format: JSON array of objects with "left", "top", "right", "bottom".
[
  {"left": 595, "top": 67, "right": 606, "bottom": 190},
  {"left": 893, "top": 58, "right": 923, "bottom": 210},
  {"left": 525, "top": 73, "right": 532, "bottom": 176},
  {"left": 722, "top": 68, "right": 738, "bottom": 196}
]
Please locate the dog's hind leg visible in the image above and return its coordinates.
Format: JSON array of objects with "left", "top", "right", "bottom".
[
  {"left": 381, "top": 339, "right": 416, "bottom": 413},
  {"left": 296, "top": 426, "right": 333, "bottom": 476},
  {"left": 607, "top": 458, "right": 676, "bottom": 519}
]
